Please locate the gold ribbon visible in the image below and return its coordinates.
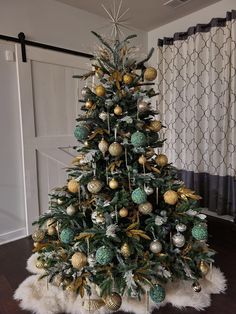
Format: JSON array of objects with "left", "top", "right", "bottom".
[
  {"left": 109, "top": 71, "right": 122, "bottom": 90},
  {"left": 177, "top": 187, "right": 202, "bottom": 201},
  {"left": 88, "top": 128, "right": 109, "bottom": 140},
  {"left": 107, "top": 160, "right": 123, "bottom": 172}
]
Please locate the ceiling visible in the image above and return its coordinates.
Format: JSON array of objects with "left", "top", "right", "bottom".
[{"left": 55, "top": 0, "right": 220, "bottom": 31}]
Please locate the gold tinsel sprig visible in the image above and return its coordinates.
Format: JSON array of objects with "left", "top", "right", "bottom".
[
  {"left": 177, "top": 187, "right": 202, "bottom": 201},
  {"left": 126, "top": 222, "right": 151, "bottom": 240}
]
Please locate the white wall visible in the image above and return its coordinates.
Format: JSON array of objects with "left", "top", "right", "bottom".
[
  {"left": 0, "top": 0, "right": 147, "bottom": 54},
  {"left": 148, "top": 0, "right": 236, "bottom": 64}
]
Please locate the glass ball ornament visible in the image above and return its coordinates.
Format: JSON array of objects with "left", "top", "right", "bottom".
[
  {"left": 150, "top": 240, "right": 162, "bottom": 254},
  {"left": 163, "top": 190, "right": 178, "bottom": 205},
  {"left": 131, "top": 131, "right": 147, "bottom": 147},
  {"left": 71, "top": 252, "right": 87, "bottom": 269},
  {"left": 74, "top": 125, "right": 89, "bottom": 141},
  {"left": 66, "top": 204, "right": 77, "bottom": 216},
  {"left": 32, "top": 229, "right": 45, "bottom": 242},
  {"left": 138, "top": 201, "right": 153, "bottom": 214},
  {"left": 199, "top": 260, "right": 210, "bottom": 275},
  {"left": 137, "top": 101, "right": 149, "bottom": 112},
  {"left": 85, "top": 100, "right": 93, "bottom": 109},
  {"left": 114, "top": 105, "right": 123, "bottom": 115},
  {"left": 192, "top": 281, "right": 201, "bottom": 293},
  {"left": 108, "top": 142, "right": 123, "bottom": 156},
  {"left": 155, "top": 154, "right": 168, "bottom": 167},
  {"left": 57, "top": 198, "right": 64, "bottom": 205},
  {"left": 176, "top": 223, "right": 187, "bottom": 232},
  {"left": 144, "top": 67, "right": 157, "bottom": 81},
  {"left": 47, "top": 226, "right": 57, "bottom": 236},
  {"left": 98, "top": 138, "right": 109, "bottom": 155},
  {"left": 104, "top": 292, "right": 122, "bottom": 311},
  {"left": 60, "top": 228, "right": 74, "bottom": 244},
  {"left": 155, "top": 215, "right": 165, "bottom": 226},
  {"left": 144, "top": 185, "right": 154, "bottom": 195},
  {"left": 123, "top": 73, "right": 133, "bottom": 84},
  {"left": 67, "top": 179, "right": 80, "bottom": 193},
  {"left": 81, "top": 86, "right": 91, "bottom": 97},
  {"left": 119, "top": 207, "right": 128, "bottom": 217},
  {"left": 192, "top": 225, "right": 208, "bottom": 241},
  {"left": 149, "top": 120, "right": 162, "bottom": 132},
  {"left": 95, "top": 84, "right": 106, "bottom": 97},
  {"left": 95, "top": 246, "right": 114, "bottom": 265},
  {"left": 109, "top": 178, "right": 119, "bottom": 189},
  {"left": 131, "top": 187, "right": 147, "bottom": 204},
  {"left": 91, "top": 211, "right": 105, "bottom": 224},
  {"left": 87, "top": 178, "right": 103, "bottom": 194},
  {"left": 99, "top": 111, "right": 107, "bottom": 121},
  {"left": 172, "top": 233, "right": 186, "bottom": 248},
  {"left": 150, "top": 284, "right": 166, "bottom": 303}
]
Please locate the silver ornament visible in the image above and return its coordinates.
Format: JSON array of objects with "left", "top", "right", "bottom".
[
  {"left": 172, "top": 233, "right": 186, "bottom": 248},
  {"left": 99, "top": 111, "right": 108, "bottom": 121},
  {"left": 81, "top": 86, "right": 91, "bottom": 97},
  {"left": 176, "top": 223, "right": 187, "bottom": 232},
  {"left": 155, "top": 215, "right": 165, "bottom": 226},
  {"left": 160, "top": 210, "right": 167, "bottom": 217},
  {"left": 192, "top": 281, "right": 201, "bottom": 293},
  {"left": 87, "top": 179, "right": 102, "bottom": 194},
  {"left": 91, "top": 211, "right": 105, "bottom": 224},
  {"left": 150, "top": 240, "right": 162, "bottom": 254},
  {"left": 88, "top": 254, "right": 96, "bottom": 267},
  {"left": 137, "top": 101, "right": 149, "bottom": 112},
  {"left": 144, "top": 186, "right": 154, "bottom": 195},
  {"left": 57, "top": 198, "right": 63, "bottom": 205},
  {"left": 66, "top": 205, "right": 77, "bottom": 216},
  {"left": 110, "top": 211, "right": 116, "bottom": 218}
]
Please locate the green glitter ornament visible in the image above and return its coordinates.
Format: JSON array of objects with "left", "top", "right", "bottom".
[
  {"left": 192, "top": 224, "right": 208, "bottom": 241},
  {"left": 131, "top": 131, "right": 147, "bottom": 147},
  {"left": 95, "top": 246, "right": 114, "bottom": 265},
  {"left": 150, "top": 284, "right": 166, "bottom": 303},
  {"left": 60, "top": 228, "right": 74, "bottom": 244},
  {"left": 74, "top": 125, "right": 89, "bottom": 141},
  {"left": 131, "top": 188, "right": 147, "bottom": 204}
]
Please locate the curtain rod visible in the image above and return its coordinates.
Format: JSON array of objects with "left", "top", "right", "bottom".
[{"left": 0, "top": 32, "right": 93, "bottom": 62}]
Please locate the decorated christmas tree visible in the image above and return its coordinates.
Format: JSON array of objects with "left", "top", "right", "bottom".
[{"left": 30, "top": 32, "right": 216, "bottom": 312}]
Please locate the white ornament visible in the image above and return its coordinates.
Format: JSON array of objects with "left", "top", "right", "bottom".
[
  {"left": 144, "top": 186, "right": 154, "bottom": 195},
  {"left": 176, "top": 223, "right": 187, "bottom": 232},
  {"left": 99, "top": 112, "right": 108, "bottom": 121},
  {"left": 172, "top": 233, "right": 186, "bottom": 248},
  {"left": 150, "top": 240, "right": 162, "bottom": 253},
  {"left": 155, "top": 215, "right": 166, "bottom": 226},
  {"left": 66, "top": 205, "right": 76, "bottom": 216}
]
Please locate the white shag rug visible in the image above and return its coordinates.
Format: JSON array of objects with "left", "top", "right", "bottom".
[{"left": 14, "top": 253, "right": 227, "bottom": 314}]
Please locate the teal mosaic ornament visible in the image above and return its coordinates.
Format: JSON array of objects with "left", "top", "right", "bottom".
[
  {"left": 74, "top": 125, "right": 89, "bottom": 141},
  {"left": 131, "top": 187, "right": 147, "bottom": 204},
  {"left": 95, "top": 246, "right": 114, "bottom": 265},
  {"left": 60, "top": 228, "right": 74, "bottom": 244},
  {"left": 191, "top": 224, "right": 208, "bottom": 241},
  {"left": 131, "top": 131, "right": 147, "bottom": 147},
  {"left": 150, "top": 284, "right": 166, "bottom": 303}
]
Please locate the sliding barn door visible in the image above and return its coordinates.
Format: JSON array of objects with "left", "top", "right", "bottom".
[{"left": 16, "top": 45, "right": 89, "bottom": 234}]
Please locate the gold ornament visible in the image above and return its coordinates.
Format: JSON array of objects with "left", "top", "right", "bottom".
[
  {"left": 138, "top": 155, "right": 147, "bottom": 165},
  {"left": 121, "top": 242, "right": 131, "bottom": 258},
  {"left": 155, "top": 154, "right": 168, "bottom": 167},
  {"left": 87, "top": 178, "right": 103, "bottom": 194},
  {"left": 36, "top": 260, "right": 44, "bottom": 269},
  {"left": 138, "top": 202, "right": 153, "bottom": 215},
  {"left": 71, "top": 252, "right": 87, "bottom": 269},
  {"left": 85, "top": 100, "right": 93, "bottom": 109},
  {"left": 47, "top": 226, "right": 57, "bottom": 236},
  {"left": 119, "top": 207, "right": 128, "bottom": 217},
  {"left": 163, "top": 190, "right": 178, "bottom": 205},
  {"left": 177, "top": 187, "right": 202, "bottom": 201},
  {"left": 114, "top": 105, "right": 123, "bottom": 115},
  {"left": 104, "top": 292, "right": 122, "bottom": 311},
  {"left": 109, "top": 178, "right": 119, "bottom": 189},
  {"left": 98, "top": 138, "right": 109, "bottom": 156},
  {"left": 108, "top": 142, "right": 123, "bottom": 156},
  {"left": 32, "top": 229, "right": 45, "bottom": 242},
  {"left": 68, "top": 179, "right": 80, "bottom": 193},
  {"left": 83, "top": 299, "right": 105, "bottom": 311},
  {"left": 137, "top": 101, "right": 149, "bottom": 112},
  {"left": 95, "top": 85, "right": 106, "bottom": 97},
  {"left": 46, "top": 218, "right": 56, "bottom": 228},
  {"left": 199, "top": 260, "right": 210, "bottom": 275},
  {"left": 95, "top": 68, "right": 104, "bottom": 78},
  {"left": 123, "top": 73, "right": 133, "bottom": 85},
  {"left": 148, "top": 120, "right": 162, "bottom": 132},
  {"left": 144, "top": 67, "right": 157, "bottom": 81},
  {"left": 33, "top": 242, "right": 41, "bottom": 248}
]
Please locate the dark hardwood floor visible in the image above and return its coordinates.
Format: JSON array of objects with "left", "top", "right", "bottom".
[{"left": 0, "top": 216, "right": 236, "bottom": 314}]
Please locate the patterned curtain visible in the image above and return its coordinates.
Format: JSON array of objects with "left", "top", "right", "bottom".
[{"left": 157, "top": 10, "right": 236, "bottom": 217}]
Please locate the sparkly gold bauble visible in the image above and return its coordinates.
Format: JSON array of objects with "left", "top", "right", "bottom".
[
  {"left": 46, "top": 218, "right": 56, "bottom": 228},
  {"left": 71, "top": 252, "right": 87, "bottom": 269},
  {"left": 114, "top": 105, "right": 123, "bottom": 115},
  {"left": 83, "top": 298, "right": 105, "bottom": 311},
  {"left": 163, "top": 190, "right": 178, "bottom": 205},
  {"left": 155, "top": 154, "right": 168, "bottom": 167},
  {"left": 144, "top": 67, "right": 157, "bottom": 81},
  {"left": 123, "top": 73, "right": 133, "bottom": 85},
  {"left": 47, "top": 226, "right": 57, "bottom": 236},
  {"left": 87, "top": 178, "right": 103, "bottom": 194},
  {"left": 104, "top": 293, "right": 122, "bottom": 311},
  {"left": 36, "top": 260, "right": 44, "bottom": 269},
  {"left": 32, "top": 229, "right": 45, "bottom": 242},
  {"left": 149, "top": 120, "right": 162, "bottom": 132},
  {"left": 108, "top": 142, "right": 123, "bottom": 156},
  {"left": 121, "top": 242, "right": 131, "bottom": 258},
  {"left": 109, "top": 178, "right": 119, "bottom": 189},
  {"left": 138, "top": 155, "right": 147, "bottom": 165},
  {"left": 95, "top": 85, "right": 106, "bottom": 97},
  {"left": 199, "top": 260, "right": 210, "bottom": 275},
  {"left": 119, "top": 207, "right": 128, "bottom": 217},
  {"left": 85, "top": 100, "right": 93, "bottom": 109},
  {"left": 68, "top": 179, "right": 80, "bottom": 193},
  {"left": 138, "top": 202, "right": 153, "bottom": 215},
  {"left": 98, "top": 138, "right": 109, "bottom": 155}
]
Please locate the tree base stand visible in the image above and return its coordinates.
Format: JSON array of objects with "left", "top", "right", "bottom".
[{"left": 14, "top": 254, "right": 227, "bottom": 314}]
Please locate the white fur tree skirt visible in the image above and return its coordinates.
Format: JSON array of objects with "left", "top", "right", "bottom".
[{"left": 14, "top": 254, "right": 227, "bottom": 314}]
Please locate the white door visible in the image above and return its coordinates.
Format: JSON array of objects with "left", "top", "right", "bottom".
[{"left": 16, "top": 45, "right": 90, "bottom": 234}]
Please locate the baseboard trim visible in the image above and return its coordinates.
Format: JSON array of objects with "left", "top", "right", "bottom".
[{"left": 0, "top": 228, "right": 27, "bottom": 245}]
